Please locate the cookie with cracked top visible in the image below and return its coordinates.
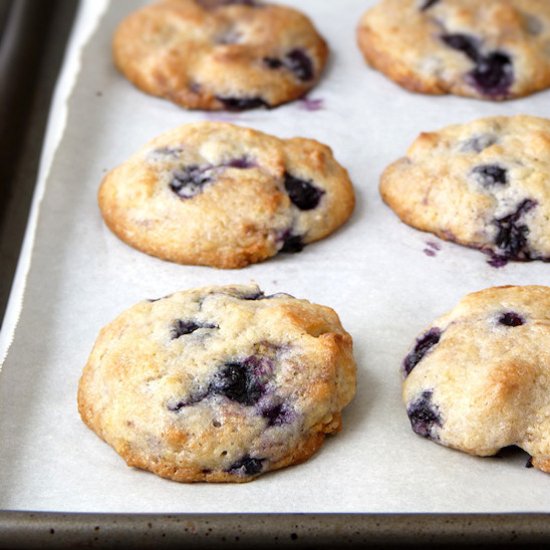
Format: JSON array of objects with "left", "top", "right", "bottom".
[
  {"left": 402, "top": 285, "right": 550, "bottom": 474},
  {"left": 77, "top": 283, "right": 356, "bottom": 482},
  {"left": 380, "top": 115, "right": 550, "bottom": 264},
  {"left": 357, "top": 0, "right": 550, "bottom": 100},
  {"left": 98, "top": 122, "right": 355, "bottom": 268},
  {"left": 113, "top": 0, "right": 328, "bottom": 110}
]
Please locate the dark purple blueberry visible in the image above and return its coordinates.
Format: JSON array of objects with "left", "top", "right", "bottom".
[
  {"left": 493, "top": 199, "right": 536, "bottom": 260},
  {"left": 421, "top": 0, "right": 440, "bottom": 9},
  {"left": 403, "top": 328, "right": 442, "bottom": 376},
  {"left": 285, "top": 49, "right": 314, "bottom": 81},
  {"left": 486, "top": 253, "right": 508, "bottom": 268},
  {"left": 498, "top": 312, "right": 524, "bottom": 327},
  {"left": 216, "top": 96, "right": 269, "bottom": 111},
  {"left": 227, "top": 455, "right": 264, "bottom": 475},
  {"left": 526, "top": 456, "right": 534, "bottom": 468},
  {"left": 472, "top": 164, "right": 507, "bottom": 186},
  {"left": 469, "top": 51, "right": 513, "bottom": 98},
  {"left": 210, "top": 362, "right": 264, "bottom": 405},
  {"left": 299, "top": 97, "right": 324, "bottom": 111},
  {"left": 461, "top": 134, "right": 497, "bottom": 153},
  {"left": 280, "top": 234, "right": 304, "bottom": 254},
  {"left": 167, "top": 391, "right": 207, "bottom": 411},
  {"left": 171, "top": 320, "right": 218, "bottom": 339},
  {"left": 407, "top": 390, "right": 442, "bottom": 439},
  {"left": 261, "top": 402, "right": 291, "bottom": 427},
  {"left": 441, "top": 33, "right": 480, "bottom": 61},
  {"left": 284, "top": 173, "right": 324, "bottom": 210},
  {"left": 225, "top": 156, "right": 256, "bottom": 169},
  {"left": 263, "top": 57, "right": 283, "bottom": 69},
  {"left": 170, "top": 165, "right": 213, "bottom": 199}
]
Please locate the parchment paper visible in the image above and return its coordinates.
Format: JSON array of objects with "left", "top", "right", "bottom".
[{"left": 2, "top": 0, "right": 550, "bottom": 514}]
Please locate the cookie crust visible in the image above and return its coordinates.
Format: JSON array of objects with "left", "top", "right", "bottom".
[
  {"left": 98, "top": 122, "right": 355, "bottom": 268},
  {"left": 78, "top": 284, "right": 356, "bottom": 482},
  {"left": 402, "top": 285, "right": 550, "bottom": 474},
  {"left": 114, "top": 0, "right": 328, "bottom": 110},
  {"left": 380, "top": 115, "right": 550, "bottom": 264},
  {"left": 357, "top": 0, "right": 550, "bottom": 100}
]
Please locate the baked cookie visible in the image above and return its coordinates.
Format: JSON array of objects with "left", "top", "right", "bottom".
[
  {"left": 98, "top": 122, "right": 355, "bottom": 268},
  {"left": 402, "top": 285, "right": 550, "bottom": 473},
  {"left": 78, "top": 284, "right": 356, "bottom": 482},
  {"left": 380, "top": 115, "right": 550, "bottom": 265},
  {"left": 113, "top": 0, "right": 328, "bottom": 110},
  {"left": 357, "top": 0, "right": 550, "bottom": 100}
]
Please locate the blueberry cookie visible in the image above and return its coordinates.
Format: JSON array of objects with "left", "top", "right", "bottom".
[
  {"left": 380, "top": 115, "right": 550, "bottom": 265},
  {"left": 98, "top": 122, "right": 355, "bottom": 268},
  {"left": 357, "top": 0, "right": 550, "bottom": 100},
  {"left": 113, "top": 0, "right": 328, "bottom": 110},
  {"left": 402, "top": 285, "right": 550, "bottom": 473},
  {"left": 77, "top": 284, "right": 356, "bottom": 482}
]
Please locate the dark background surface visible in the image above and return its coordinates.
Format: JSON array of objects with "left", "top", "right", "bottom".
[{"left": 0, "top": 0, "right": 78, "bottom": 327}]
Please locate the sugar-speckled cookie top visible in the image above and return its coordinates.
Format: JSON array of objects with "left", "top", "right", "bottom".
[
  {"left": 380, "top": 115, "right": 550, "bottom": 265},
  {"left": 78, "top": 284, "right": 356, "bottom": 482},
  {"left": 98, "top": 122, "right": 355, "bottom": 268},
  {"left": 402, "top": 285, "right": 550, "bottom": 474},
  {"left": 357, "top": 0, "right": 550, "bottom": 100},
  {"left": 113, "top": 0, "right": 328, "bottom": 110}
]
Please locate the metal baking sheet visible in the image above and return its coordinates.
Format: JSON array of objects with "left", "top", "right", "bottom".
[{"left": 2, "top": 0, "right": 550, "bottom": 524}]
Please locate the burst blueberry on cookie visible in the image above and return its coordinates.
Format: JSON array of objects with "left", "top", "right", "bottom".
[
  {"left": 402, "top": 286, "right": 550, "bottom": 474},
  {"left": 113, "top": 0, "right": 328, "bottom": 110},
  {"left": 380, "top": 115, "right": 550, "bottom": 265},
  {"left": 98, "top": 122, "right": 355, "bottom": 268},
  {"left": 357, "top": 0, "right": 550, "bottom": 100},
  {"left": 77, "top": 284, "right": 356, "bottom": 482}
]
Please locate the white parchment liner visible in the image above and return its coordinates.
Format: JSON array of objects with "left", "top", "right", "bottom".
[{"left": 2, "top": 0, "right": 550, "bottom": 513}]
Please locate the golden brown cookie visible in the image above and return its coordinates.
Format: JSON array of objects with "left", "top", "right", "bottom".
[
  {"left": 357, "top": 0, "right": 550, "bottom": 100},
  {"left": 98, "top": 122, "right": 355, "bottom": 268},
  {"left": 380, "top": 115, "right": 550, "bottom": 266},
  {"left": 402, "top": 285, "right": 550, "bottom": 474},
  {"left": 114, "top": 0, "right": 328, "bottom": 110},
  {"left": 78, "top": 284, "right": 357, "bottom": 482}
]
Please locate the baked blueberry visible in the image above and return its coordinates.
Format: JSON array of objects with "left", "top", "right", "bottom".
[
  {"left": 285, "top": 49, "right": 314, "bottom": 81},
  {"left": 407, "top": 390, "right": 442, "bottom": 439},
  {"left": 227, "top": 455, "right": 264, "bottom": 475},
  {"left": 170, "top": 165, "right": 213, "bottom": 199},
  {"left": 493, "top": 200, "right": 536, "bottom": 260},
  {"left": 210, "top": 361, "right": 265, "bottom": 405},
  {"left": 472, "top": 165, "right": 507, "bottom": 187},
  {"left": 403, "top": 328, "right": 441, "bottom": 376},
  {"left": 469, "top": 52, "right": 514, "bottom": 98},
  {"left": 420, "top": 0, "right": 440, "bottom": 10},
  {"left": 284, "top": 173, "right": 324, "bottom": 210},
  {"left": 498, "top": 312, "right": 524, "bottom": 327},
  {"left": 171, "top": 320, "right": 218, "bottom": 339},
  {"left": 280, "top": 233, "right": 304, "bottom": 253},
  {"left": 441, "top": 33, "right": 480, "bottom": 62},
  {"left": 261, "top": 401, "right": 292, "bottom": 426},
  {"left": 216, "top": 96, "right": 269, "bottom": 111}
]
